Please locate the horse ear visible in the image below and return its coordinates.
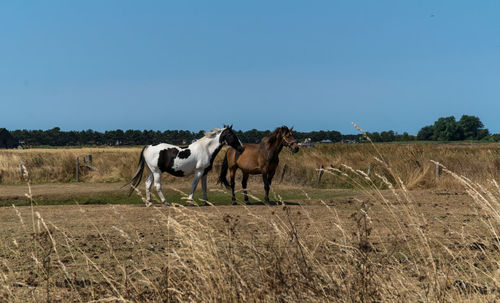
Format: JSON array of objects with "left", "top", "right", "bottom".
[
  {"left": 230, "top": 125, "right": 233, "bottom": 129},
  {"left": 289, "top": 126, "right": 294, "bottom": 132}
]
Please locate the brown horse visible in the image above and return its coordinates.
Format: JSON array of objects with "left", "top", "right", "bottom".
[{"left": 218, "top": 126, "right": 299, "bottom": 204}]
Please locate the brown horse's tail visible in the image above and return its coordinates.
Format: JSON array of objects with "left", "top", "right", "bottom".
[
  {"left": 122, "top": 145, "right": 148, "bottom": 196},
  {"left": 218, "top": 151, "right": 231, "bottom": 189}
]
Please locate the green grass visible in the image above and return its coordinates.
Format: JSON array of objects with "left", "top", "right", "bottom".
[
  {"left": 0, "top": 193, "right": 141, "bottom": 207},
  {"left": 0, "top": 187, "right": 354, "bottom": 207}
]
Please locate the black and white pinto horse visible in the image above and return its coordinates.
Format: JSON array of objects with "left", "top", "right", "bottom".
[{"left": 127, "top": 126, "right": 244, "bottom": 206}]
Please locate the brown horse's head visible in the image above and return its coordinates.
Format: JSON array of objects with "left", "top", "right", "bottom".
[{"left": 280, "top": 126, "right": 299, "bottom": 153}]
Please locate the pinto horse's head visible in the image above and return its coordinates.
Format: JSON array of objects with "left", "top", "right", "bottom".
[
  {"left": 221, "top": 125, "right": 245, "bottom": 153},
  {"left": 281, "top": 126, "right": 299, "bottom": 153}
]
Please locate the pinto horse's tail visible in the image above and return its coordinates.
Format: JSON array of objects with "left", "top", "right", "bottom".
[
  {"left": 123, "top": 145, "right": 148, "bottom": 196},
  {"left": 218, "top": 151, "right": 231, "bottom": 189}
]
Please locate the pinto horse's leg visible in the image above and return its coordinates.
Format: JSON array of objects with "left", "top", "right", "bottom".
[
  {"left": 242, "top": 173, "right": 249, "bottom": 204},
  {"left": 145, "top": 172, "right": 154, "bottom": 207},
  {"left": 153, "top": 171, "right": 168, "bottom": 206},
  {"left": 201, "top": 174, "right": 208, "bottom": 203},
  {"left": 188, "top": 170, "right": 203, "bottom": 202}
]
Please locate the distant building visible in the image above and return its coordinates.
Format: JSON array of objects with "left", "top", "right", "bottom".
[
  {"left": 0, "top": 128, "right": 16, "bottom": 149},
  {"left": 298, "top": 138, "right": 313, "bottom": 147},
  {"left": 342, "top": 139, "right": 359, "bottom": 144}
]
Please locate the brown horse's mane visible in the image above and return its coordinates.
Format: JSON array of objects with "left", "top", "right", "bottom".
[{"left": 260, "top": 126, "right": 288, "bottom": 147}]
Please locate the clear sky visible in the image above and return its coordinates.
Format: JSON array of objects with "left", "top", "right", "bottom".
[{"left": 1, "top": 1, "right": 499, "bottom": 134}]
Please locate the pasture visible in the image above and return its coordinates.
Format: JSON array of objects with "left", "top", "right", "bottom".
[{"left": 0, "top": 143, "right": 500, "bottom": 302}]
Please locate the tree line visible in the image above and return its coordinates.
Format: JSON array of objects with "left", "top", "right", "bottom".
[
  {"left": 7, "top": 127, "right": 346, "bottom": 146},
  {"left": 416, "top": 115, "right": 491, "bottom": 141},
  {"left": 364, "top": 115, "right": 498, "bottom": 143},
  {"left": 3, "top": 115, "right": 498, "bottom": 147}
]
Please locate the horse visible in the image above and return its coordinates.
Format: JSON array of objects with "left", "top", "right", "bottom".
[
  {"left": 218, "top": 126, "right": 299, "bottom": 204},
  {"left": 126, "top": 125, "right": 244, "bottom": 206}
]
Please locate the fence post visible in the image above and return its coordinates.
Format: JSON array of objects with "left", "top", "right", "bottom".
[
  {"left": 76, "top": 157, "right": 79, "bottom": 182},
  {"left": 88, "top": 154, "right": 92, "bottom": 165},
  {"left": 18, "top": 164, "right": 23, "bottom": 181},
  {"left": 435, "top": 162, "right": 440, "bottom": 182},
  {"left": 317, "top": 165, "right": 324, "bottom": 185},
  {"left": 279, "top": 164, "right": 287, "bottom": 184}
]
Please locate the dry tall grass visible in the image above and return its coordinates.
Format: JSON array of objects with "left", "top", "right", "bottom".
[
  {"left": 1, "top": 144, "right": 499, "bottom": 190},
  {"left": 0, "top": 148, "right": 138, "bottom": 184},
  {"left": 281, "top": 142, "right": 500, "bottom": 190},
  {"left": 1, "top": 154, "right": 500, "bottom": 302}
]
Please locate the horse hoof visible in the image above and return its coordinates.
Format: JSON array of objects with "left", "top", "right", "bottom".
[
  {"left": 163, "top": 202, "right": 170, "bottom": 207},
  {"left": 146, "top": 202, "right": 153, "bottom": 207},
  {"left": 232, "top": 201, "right": 237, "bottom": 205},
  {"left": 185, "top": 201, "right": 196, "bottom": 207}
]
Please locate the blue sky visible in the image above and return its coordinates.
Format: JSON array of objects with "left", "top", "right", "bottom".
[{"left": 1, "top": 1, "right": 499, "bottom": 134}]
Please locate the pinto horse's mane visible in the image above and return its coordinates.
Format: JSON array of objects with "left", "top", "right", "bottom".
[{"left": 203, "top": 128, "right": 224, "bottom": 139}]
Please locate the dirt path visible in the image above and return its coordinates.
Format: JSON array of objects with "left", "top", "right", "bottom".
[
  {"left": 0, "top": 188, "right": 480, "bottom": 258},
  {"left": 0, "top": 187, "right": 474, "bottom": 232},
  {"left": 0, "top": 183, "right": 123, "bottom": 202}
]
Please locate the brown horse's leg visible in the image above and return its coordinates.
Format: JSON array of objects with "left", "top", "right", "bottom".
[
  {"left": 262, "top": 174, "right": 270, "bottom": 203},
  {"left": 229, "top": 167, "right": 237, "bottom": 205},
  {"left": 242, "top": 173, "right": 249, "bottom": 204},
  {"left": 266, "top": 169, "right": 277, "bottom": 204},
  {"left": 268, "top": 175, "right": 275, "bottom": 204}
]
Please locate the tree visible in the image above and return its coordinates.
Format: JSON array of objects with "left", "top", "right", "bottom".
[
  {"left": 47, "top": 127, "right": 62, "bottom": 145},
  {"left": 458, "top": 115, "right": 489, "bottom": 140},
  {"left": 395, "top": 132, "right": 412, "bottom": 141},
  {"left": 0, "top": 128, "right": 16, "bottom": 148},
  {"left": 380, "top": 130, "right": 395, "bottom": 142},
  {"left": 432, "top": 116, "right": 462, "bottom": 141},
  {"left": 417, "top": 125, "right": 434, "bottom": 141},
  {"left": 369, "top": 132, "right": 382, "bottom": 142},
  {"left": 477, "top": 129, "right": 490, "bottom": 140},
  {"left": 490, "top": 134, "right": 500, "bottom": 142},
  {"left": 417, "top": 115, "right": 491, "bottom": 141}
]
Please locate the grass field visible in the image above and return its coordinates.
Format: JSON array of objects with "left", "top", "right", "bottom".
[
  {"left": 0, "top": 142, "right": 499, "bottom": 189},
  {"left": 0, "top": 182, "right": 352, "bottom": 207},
  {"left": 1, "top": 143, "right": 500, "bottom": 302}
]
